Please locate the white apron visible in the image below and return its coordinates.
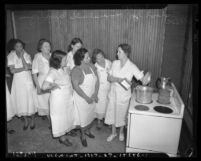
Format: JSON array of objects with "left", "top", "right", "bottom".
[
  {"left": 94, "top": 59, "right": 111, "bottom": 119},
  {"left": 46, "top": 68, "right": 75, "bottom": 138},
  {"left": 6, "top": 81, "right": 15, "bottom": 121},
  {"left": 8, "top": 51, "right": 37, "bottom": 117},
  {"left": 73, "top": 67, "right": 97, "bottom": 128},
  {"left": 32, "top": 53, "right": 50, "bottom": 116},
  {"left": 104, "top": 59, "right": 144, "bottom": 127}
]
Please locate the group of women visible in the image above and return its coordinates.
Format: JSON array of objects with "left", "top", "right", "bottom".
[{"left": 6, "top": 37, "right": 149, "bottom": 148}]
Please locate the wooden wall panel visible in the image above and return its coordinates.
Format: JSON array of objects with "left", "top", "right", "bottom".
[
  {"left": 50, "top": 9, "right": 167, "bottom": 85},
  {"left": 161, "top": 4, "right": 189, "bottom": 92},
  {"left": 181, "top": 8, "right": 192, "bottom": 112},
  {"left": 13, "top": 10, "right": 51, "bottom": 59}
]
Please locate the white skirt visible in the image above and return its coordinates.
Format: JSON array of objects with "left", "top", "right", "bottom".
[
  {"left": 6, "top": 82, "right": 15, "bottom": 121},
  {"left": 95, "top": 83, "right": 110, "bottom": 119},
  {"left": 104, "top": 84, "right": 131, "bottom": 127},
  {"left": 73, "top": 91, "right": 96, "bottom": 128},
  {"left": 50, "top": 86, "right": 75, "bottom": 138},
  {"left": 36, "top": 75, "right": 50, "bottom": 116},
  {"left": 11, "top": 71, "right": 37, "bottom": 117}
]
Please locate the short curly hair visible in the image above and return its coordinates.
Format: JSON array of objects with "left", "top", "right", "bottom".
[
  {"left": 37, "top": 38, "right": 52, "bottom": 52},
  {"left": 7, "top": 38, "right": 17, "bottom": 53},
  {"left": 91, "top": 48, "right": 105, "bottom": 64},
  {"left": 49, "top": 50, "right": 67, "bottom": 69},
  {"left": 73, "top": 48, "right": 88, "bottom": 66},
  {"left": 118, "top": 43, "right": 131, "bottom": 58},
  {"left": 14, "top": 39, "right": 26, "bottom": 49}
]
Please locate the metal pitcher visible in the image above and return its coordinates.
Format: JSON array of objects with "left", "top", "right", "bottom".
[{"left": 156, "top": 77, "right": 171, "bottom": 89}]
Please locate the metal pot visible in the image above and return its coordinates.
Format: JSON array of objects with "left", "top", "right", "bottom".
[{"left": 135, "top": 85, "right": 153, "bottom": 104}]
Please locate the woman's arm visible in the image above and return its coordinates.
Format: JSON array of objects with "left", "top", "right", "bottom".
[
  {"left": 9, "top": 65, "right": 25, "bottom": 74},
  {"left": 90, "top": 64, "right": 100, "bottom": 102},
  {"left": 21, "top": 52, "right": 32, "bottom": 70},
  {"left": 71, "top": 67, "right": 93, "bottom": 104},
  {"left": 42, "top": 81, "right": 60, "bottom": 91},
  {"left": 33, "top": 73, "right": 43, "bottom": 94},
  {"left": 107, "top": 74, "right": 124, "bottom": 83},
  {"left": 107, "top": 61, "right": 125, "bottom": 83},
  {"left": 91, "top": 64, "right": 99, "bottom": 95}
]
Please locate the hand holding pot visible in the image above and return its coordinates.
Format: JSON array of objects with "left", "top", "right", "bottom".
[{"left": 142, "top": 72, "right": 151, "bottom": 85}]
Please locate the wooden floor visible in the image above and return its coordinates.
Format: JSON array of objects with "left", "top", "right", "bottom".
[{"left": 7, "top": 116, "right": 125, "bottom": 153}]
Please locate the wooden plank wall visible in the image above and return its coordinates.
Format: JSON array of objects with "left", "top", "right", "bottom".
[
  {"left": 13, "top": 10, "right": 51, "bottom": 59},
  {"left": 49, "top": 9, "right": 167, "bottom": 85},
  {"left": 161, "top": 4, "right": 189, "bottom": 92},
  {"left": 181, "top": 15, "right": 192, "bottom": 112}
]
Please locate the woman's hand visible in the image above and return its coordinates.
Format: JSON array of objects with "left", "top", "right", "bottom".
[
  {"left": 51, "top": 83, "right": 61, "bottom": 90},
  {"left": 141, "top": 72, "right": 151, "bottom": 85},
  {"left": 117, "top": 77, "right": 125, "bottom": 83},
  {"left": 23, "top": 64, "right": 29, "bottom": 71},
  {"left": 123, "top": 78, "right": 132, "bottom": 85},
  {"left": 91, "top": 93, "right": 98, "bottom": 103},
  {"left": 6, "top": 73, "right": 11, "bottom": 77},
  {"left": 85, "top": 96, "right": 94, "bottom": 104},
  {"left": 142, "top": 77, "right": 149, "bottom": 85},
  {"left": 37, "top": 87, "right": 43, "bottom": 95},
  {"left": 20, "top": 50, "right": 25, "bottom": 58}
]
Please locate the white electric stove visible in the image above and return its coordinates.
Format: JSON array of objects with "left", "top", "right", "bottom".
[{"left": 126, "top": 83, "right": 184, "bottom": 157}]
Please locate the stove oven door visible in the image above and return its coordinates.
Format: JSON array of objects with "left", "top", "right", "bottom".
[{"left": 128, "top": 113, "right": 182, "bottom": 155}]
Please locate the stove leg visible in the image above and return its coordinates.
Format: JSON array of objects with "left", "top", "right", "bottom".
[{"left": 167, "top": 153, "right": 178, "bottom": 157}]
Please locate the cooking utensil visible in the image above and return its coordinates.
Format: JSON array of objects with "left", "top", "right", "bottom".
[
  {"left": 156, "top": 77, "right": 171, "bottom": 89},
  {"left": 142, "top": 72, "right": 151, "bottom": 85},
  {"left": 135, "top": 85, "right": 153, "bottom": 104}
]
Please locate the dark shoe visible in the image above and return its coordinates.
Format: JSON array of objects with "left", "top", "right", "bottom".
[
  {"left": 80, "top": 136, "right": 88, "bottom": 147},
  {"left": 30, "top": 124, "right": 35, "bottom": 130},
  {"left": 96, "top": 126, "right": 101, "bottom": 130},
  {"left": 96, "top": 121, "right": 102, "bottom": 130},
  {"left": 23, "top": 124, "right": 29, "bottom": 131},
  {"left": 85, "top": 132, "right": 95, "bottom": 139},
  {"left": 8, "top": 129, "right": 16, "bottom": 134},
  {"left": 59, "top": 139, "right": 72, "bottom": 147},
  {"left": 20, "top": 117, "right": 24, "bottom": 122},
  {"left": 41, "top": 116, "right": 46, "bottom": 120},
  {"left": 68, "top": 130, "right": 77, "bottom": 137}
]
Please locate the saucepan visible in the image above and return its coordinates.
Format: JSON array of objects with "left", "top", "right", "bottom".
[{"left": 135, "top": 85, "right": 153, "bottom": 104}]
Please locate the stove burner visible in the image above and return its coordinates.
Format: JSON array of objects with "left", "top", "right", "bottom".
[
  {"left": 135, "top": 105, "right": 149, "bottom": 111},
  {"left": 153, "top": 106, "right": 173, "bottom": 114}
]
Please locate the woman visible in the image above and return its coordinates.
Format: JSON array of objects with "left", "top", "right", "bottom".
[
  {"left": 71, "top": 48, "right": 99, "bottom": 147},
  {"left": 7, "top": 39, "right": 37, "bottom": 130},
  {"left": 91, "top": 48, "right": 112, "bottom": 130},
  {"left": 32, "top": 39, "right": 51, "bottom": 127},
  {"left": 65, "top": 38, "right": 83, "bottom": 136},
  {"left": 6, "top": 70, "right": 16, "bottom": 134},
  {"left": 104, "top": 43, "right": 150, "bottom": 142},
  {"left": 42, "top": 50, "right": 75, "bottom": 147},
  {"left": 66, "top": 38, "right": 83, "bottom": 72}
]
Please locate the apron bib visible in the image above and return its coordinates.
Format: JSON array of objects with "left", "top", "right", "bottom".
[{"left": 73, "top": 67, "right": 97, "bottom": 127}]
